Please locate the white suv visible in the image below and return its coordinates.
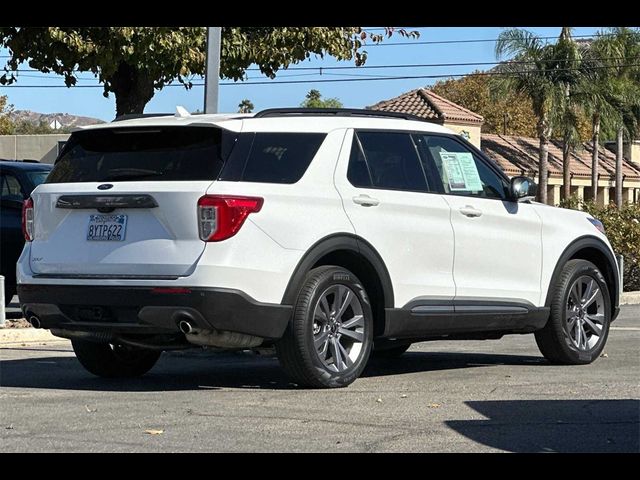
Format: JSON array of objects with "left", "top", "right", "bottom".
[{"left": 17, "top": 108, "right": 620, "bottom": 388}]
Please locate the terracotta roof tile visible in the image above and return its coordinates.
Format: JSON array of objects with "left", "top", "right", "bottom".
[
  {"left": 482, "top": 133, "right": 640, "bottom": 180},
  {"left": 368, "top": 88, "right": 484, "bottom": 125}
]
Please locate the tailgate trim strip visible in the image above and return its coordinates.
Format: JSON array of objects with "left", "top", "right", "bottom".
[{"left": 56, "top": 194, "right": 158, "bottom": 209}]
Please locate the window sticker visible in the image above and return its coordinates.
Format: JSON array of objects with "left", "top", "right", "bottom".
[{"left": 439, "top": 152, "right": 483, "bottom": 192}]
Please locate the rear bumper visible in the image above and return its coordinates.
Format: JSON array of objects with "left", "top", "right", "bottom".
[{"left": 17, "top": 284, "right": 292, "bottom": 339}]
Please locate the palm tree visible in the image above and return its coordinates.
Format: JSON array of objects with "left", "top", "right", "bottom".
[
  {"left": 592, "top": 28, "right": 640, "bottom": 207},
  {"left": 494, "top": 29, "right": 561, "bottom": 204},
  {"left": 555, "top": 93, "right": 583, "bottom": 201},
  {"left": 577, "top": 37, "right": 626, "bottom": 203},
  {"left": 549, "top": 28, "right": 583, "bottom": 201},
  {"left": 238, "top": 99, "right": 254, "bottom": 113}
]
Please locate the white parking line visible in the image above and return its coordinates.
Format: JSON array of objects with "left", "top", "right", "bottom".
[{"left": 611, "top": 327, "right": 640, "bottom": 331}]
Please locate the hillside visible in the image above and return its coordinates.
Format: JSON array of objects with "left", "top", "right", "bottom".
[{"left": 9, "top": 110, "right": 105, "bottom": 129}]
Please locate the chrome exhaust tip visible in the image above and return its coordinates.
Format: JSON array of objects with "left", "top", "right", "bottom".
[{"left": 178, "top": 320, "right": 193, "bottom": 335}]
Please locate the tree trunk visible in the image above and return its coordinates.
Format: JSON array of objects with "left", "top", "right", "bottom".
[
  {"left": 536, "top": 116, "right": 550, "bottom": 204},
  {"left": 615, "top": 126, "right": 624, "bottom": 208},
  {"left": 591, "top": 113, "right": 600, "bottom": 203},
  {"left": 109, "top": 62, "right": 156, "bottom": 118},
  {"left": 562, "top": 132, "right": 572, "bottom": 202}
]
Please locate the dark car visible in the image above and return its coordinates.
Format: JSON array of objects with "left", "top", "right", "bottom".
[{"left": 1, "top": 160, "right": 52, "bottom": 305}]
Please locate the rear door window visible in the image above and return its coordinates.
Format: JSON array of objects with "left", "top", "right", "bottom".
[
  {"left": 349, "top": 131, "right": 430, "bottom": 192},
  {"left": 47, "top": 126, "right": 237, "bottom": 183},
  {"left": 219, "top": 132, "right": 326, "bottom": 184}
]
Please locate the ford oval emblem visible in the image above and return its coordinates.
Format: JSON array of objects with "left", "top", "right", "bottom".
[{"left": 97, "top": 184, "right": 114, "bottom": 190}]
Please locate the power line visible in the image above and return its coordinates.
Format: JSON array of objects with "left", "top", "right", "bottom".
[
  {"left": 3, "top": 62, "right": 639, "bottom": 88},
  {"left": 4, "top": 55, "right": 635, "bottom": 75}
]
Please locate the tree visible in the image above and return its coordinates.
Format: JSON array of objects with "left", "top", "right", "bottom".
[
  {"left": 590, "top": 28, "right": 640, "bottom": 208},
  {"left": 549, "top": 28, "right": 583, "bottom": 201},
  {"left": 238, "top": 99, "right": 254, "bottom": 113},
  {"left": 11, "top": 119, "right": 55, "bottom": 134},
  {"left": 494, "top": 29, "right": 563, "bottom": 204},
  {"left": 0, "top": 95, "right": 13, "bottom": 134},
  {"left": 432, "top": 72, "right": 538, "bottom": 137},
  {"left": 1, "top": 27, "right": 418, "bottom": 118},
  {"left": 300, "top": 89, "right": 343, "bottom": 109},
  {"left": 579, "top": 50, "right": 617, "bottom": 203}
]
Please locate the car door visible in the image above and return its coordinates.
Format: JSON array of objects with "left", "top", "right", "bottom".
[
  {"left": 333, "top": 129, "right": 455, "bottom": 308},
  {"left": 414, "top": 133, "right": 543, "bottom": 306}
]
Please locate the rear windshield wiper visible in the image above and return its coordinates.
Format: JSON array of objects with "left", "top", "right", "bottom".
[{"left": 103, "top": 168, "right": 165, "bottom": 181}]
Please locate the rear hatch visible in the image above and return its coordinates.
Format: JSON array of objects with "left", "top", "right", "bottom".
[{"left": 29, "top": 125, "right": 237, "bottom": 278}]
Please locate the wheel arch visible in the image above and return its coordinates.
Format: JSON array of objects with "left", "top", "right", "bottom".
[
  {"left": 545, "top": 236, "right": 619, "bottom": 314},
  {"left": 281, "top": 233, "right": 394, "bottom": 337}
]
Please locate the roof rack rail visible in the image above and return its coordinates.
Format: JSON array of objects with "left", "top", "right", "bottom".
[
  {"left": 253, "top": 108, "right": 429, "bottom": 123},
  {"left": 112, "top": 113, "right": 174, "bottom": 123}
]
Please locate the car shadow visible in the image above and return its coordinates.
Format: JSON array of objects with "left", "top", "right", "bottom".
[
  {"left": 446, "top": 399, "right": 640, "bottom": 453},
  {"left": 0, "top": 349, "right": 543, "bottom": 392},
  {"left": 362, "top": 351, "right": 545, "bottom": 378}
]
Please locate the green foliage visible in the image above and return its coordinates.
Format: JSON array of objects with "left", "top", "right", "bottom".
[
  {"left": 0, "top": 95, "right": 13, "bottom": 134},
  {"left": 586, "top": 27, "right": 640, "bottom": 141},
  {"left": 300, "top": 89, "right": 343, "bottom": 109},
  {"left": 11, "top": 119, "right": 54, "bottom": 134},
  {"left": 0, "top": 27, "right": 418, "bottom": 117},
  {"left": 559, "top": 196, "right": 640, "bottom": 291},
  {"left": 238, "top": 99, "right": 254, "bottom": 113},
  {"left": 432, "top": 72, "right": 538, "bottom": 137}
]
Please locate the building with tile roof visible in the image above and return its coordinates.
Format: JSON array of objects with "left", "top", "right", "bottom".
[
  {"left": 483, "top": 134, "right": 640, "bottom": 204},
  {"left": 370, "top": 88, "right": 640, "bottom": 205},
  {"left": 369, "top": 88, "right": 484, "bottom": 148}
]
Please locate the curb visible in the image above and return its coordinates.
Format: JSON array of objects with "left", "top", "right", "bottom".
[
  {"left": 0, "top": 328, "right": 67, "bottom": 345},
  {"left": 621, "top": 291, "right": 640, "bottom": 305}
]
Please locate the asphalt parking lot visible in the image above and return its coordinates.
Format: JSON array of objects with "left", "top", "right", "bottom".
[{"left": 1, "top": 305, "right": 638, "bottom": 453}]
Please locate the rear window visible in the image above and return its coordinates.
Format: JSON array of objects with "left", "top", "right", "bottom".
[
  {"left": 219, "top": 132, "right": 326, "bottom": 184},
  {"left": 47, "top": 126, "right": 237, "bottom": 183}
]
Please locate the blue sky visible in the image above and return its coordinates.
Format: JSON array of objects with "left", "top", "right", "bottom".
[{"left": 0, "top": 27, "right": 602, "bottom": 122}]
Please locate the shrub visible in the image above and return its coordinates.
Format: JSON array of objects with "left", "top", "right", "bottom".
[{"left": 559, "top": 196, "right": 640, "bottom": 292}]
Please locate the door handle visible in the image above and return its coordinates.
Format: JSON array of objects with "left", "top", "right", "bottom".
[
  {"left": 459, "top": 205, "right": 482, "bottom": 218},
  {"left": 353, "top": 195, "right": 380, "bottom": 207}
]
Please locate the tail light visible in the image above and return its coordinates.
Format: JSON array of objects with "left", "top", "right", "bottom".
[
  {"left": 198, "top": 195, "right": 263, "bottom": 242},
  {"left": 22, "top": 197, "right": 34, "bottom": 241}
]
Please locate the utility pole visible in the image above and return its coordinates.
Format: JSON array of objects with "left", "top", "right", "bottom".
[{"left": 204, "top": 27, "right": 222, "bottom": 114}]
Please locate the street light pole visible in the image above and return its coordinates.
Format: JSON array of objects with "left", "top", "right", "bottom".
[{"left": 204, "top": 27, "right": 222, "bottom": 114}]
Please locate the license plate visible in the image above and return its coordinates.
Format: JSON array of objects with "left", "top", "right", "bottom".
[{"left": 87, "top": 214, "right": 128, "bottom": 241}]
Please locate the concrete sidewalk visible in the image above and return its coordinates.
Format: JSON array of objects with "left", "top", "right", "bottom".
[
  {"left": 0, "top": 327, "right": 65, "bottom": 345},
  {"left": 621, "top": 291, "right": 640, "bottom": 305}
]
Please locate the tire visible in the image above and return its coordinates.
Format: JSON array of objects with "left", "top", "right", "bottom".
[
  {"left": 372, "top": 343, "right": 411, "bottom": 359},
  {"left": 276, "top": 266, "right": 374, "bottom": 388},
  {"left": 72, "top": 340, "right": 161, "bottom": 378},
  {"left": 535, "top": 259, "right": 611, "bottom": 365}
]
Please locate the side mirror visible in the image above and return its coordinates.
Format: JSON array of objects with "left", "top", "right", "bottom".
[
  {"left": 510, "top": 176, "right": 537, "bottom": 202},
  {"left": 0, "top": 198, "right": 25, "bottom": 210}
]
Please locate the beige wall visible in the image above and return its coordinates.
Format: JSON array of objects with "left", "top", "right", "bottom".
[
  {"left": 511, "top": 172, "right": 640, "bottom": 206},
  {"left": 546, "top": 175, "right": 640, "bottom": 206},
  {"left": 630, "top": 140, "right": 640, "bottom": 169},
  {"left": 443, "top": 122, "right": 482, "bottom": 148},
  {"left": 0, "top": 134, "right": 70, "bottom": 164}
]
